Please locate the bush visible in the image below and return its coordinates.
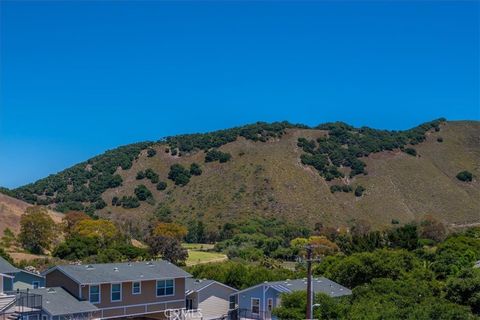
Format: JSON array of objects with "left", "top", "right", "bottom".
[
  {"left": 147, "top": 148, "right": 156, "bottom": 157},
  {"left": 190, "top": 163, "right": 202, "bottom": 176},
  {"left": 437, "top": 137, "right": 443, "bottom": 143},
  {"left": 145, "top": 168, "right": 159, "bottom": 183},
  {"left": 156, "top": 181, "right": 167, "bottom": 191},
  {"left": 136, "top": 171, "right": 145, "bottom": 180},
  {"left": 205, "top": 149, "right": 232, "bottom": 163},
  {"left": 456, "top": 171, "right": 473, "bottom": 182},
  {"left": 354, "top": 185, "right": 365, "bottom": 197},
  {"left": 404, "top": 148, "right": 417, "bottom": 156},
  {"left": 120, "top": 196, "right": 140, "bottom": 208},
  {"left": 168, "top": 164, "right": 191, "bottom": 186},
  {"left": 134, "top": 185, "right": 152, "bottom": 201}
]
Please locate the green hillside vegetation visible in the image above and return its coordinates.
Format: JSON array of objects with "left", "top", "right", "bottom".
[
  {"left": 2, "top": 119, "right": 479, "bottom": 233},
  {"left": 189, "top": 225, "right": 480, "bottom": 318}
]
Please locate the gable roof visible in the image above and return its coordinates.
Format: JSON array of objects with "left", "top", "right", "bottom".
[
  {"left": 30, "top": 287, "right": 97, "bottom": 316},
  {"left": 185, "top": 278, "right": 237, "bottom": 294},
  {"left": 43, "top": 260, "right": 191, "bottom": 284},
  {"left": 0, "top": 256, "right": 19, "bottom": 274},
  {"left": 234, "top": 277, "right": 352, "bottom": 298}
]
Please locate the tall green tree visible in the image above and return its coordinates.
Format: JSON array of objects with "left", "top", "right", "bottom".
[{"left": 19, "top": 206, "right": 56, "bottom": 254}]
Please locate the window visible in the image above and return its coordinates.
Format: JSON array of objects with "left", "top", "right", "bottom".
[
  {"left": 89, "top": 285, "right": 100, "bottom": 303},
  {"left": 42, "top": 315, "right": 48, "bottom": 320},
  {"left": 229, "top": 295, "right": 236, "bottom": 310},
  {"left": 251, "top": 298, "right": 260, "bottom": 315},
  {"left": 267, "top": 298, "right": 273, "bottom": 312},
  {"left": 156, "top": 279, "right": 174, "bottom": 296},
  {"left": 132, "top": 282, "right": 141, "bottom": 295},
  {"left": 32, "top": 281, "right": 40, "bottom": 289},
  {"left": 111, "top": 283, "right": 121, "bottom": 302},
  {"left": 186, "top": 298, "right": 193, "bottom": 310}
]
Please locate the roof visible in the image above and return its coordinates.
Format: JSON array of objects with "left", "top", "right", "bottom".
[
  {"left": 474, "top": 260, "right": 480, "bottom": 268},
  {"left": 0, "top": 256, "right": 19, "bottom": 274},
  {"left": 185, "top": 278, "right": 237, "bottom": 294},
  {"left": 44, "top": 260, "right": 191, "bottom": 284},
  {"left": 234, "top": 277, "right": 352, "bottom": 298},
  {"left": 30, "top": 287, "right": 97, "bottom": 316}
]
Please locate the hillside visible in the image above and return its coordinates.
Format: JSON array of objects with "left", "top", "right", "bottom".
[
  {"left": 0, "top": 193, "right": 63, "bottom": 234},
  {"left": 3, "top": 119, "right": 479, "bottom": 235}
]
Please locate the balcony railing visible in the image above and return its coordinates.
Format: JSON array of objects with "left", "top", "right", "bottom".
[
  {"left": 228, "top": 308, "right": 273, "bottom": 320},
  {"left": 0, "top": 290, "right": 42, "bottom": 317}
]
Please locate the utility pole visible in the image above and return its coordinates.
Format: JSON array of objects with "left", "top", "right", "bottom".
[
  {"left": 306, "top": 244, "right": 313, "bottom": 320},
  {"left": 303, "top": 244, "right": 328, "bottom": 320}
]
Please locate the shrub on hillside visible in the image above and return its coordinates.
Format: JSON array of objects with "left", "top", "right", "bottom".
[
  {"left": 147, "top": 148, "right": 156, "bottom": 157},
  {"left": 205, "top": 149, "right": 232, "bottom": 163},
  {"left": 404, "top": 148, "right": 417, "bottom": 156},
  {"left": 120, "top": 196, "right": 140, "bottom": 208},
  {"left": 136, "top": 171, "right": 145, "bottom": 180},
  {"left": 156, "top": 181, "right": 167, "bottom": 191},
  {"left": 189, "top": 163, "right": 202, "bottom": 176},
  {"left": 456, "top": 171, "right": 473, "bottom": 182},
  {"left": 354, "top": 185, "right": 365, "bottom": 197},
  {"left": 168, "top": 164, "right": 191, "bottom": 186},
  {"left": 134, "top": 185, "right": 152, "bottom": 201}
]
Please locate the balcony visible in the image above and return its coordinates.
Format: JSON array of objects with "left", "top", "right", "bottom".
[{"left": 0, "top": 290, "right": 42, "bottom": 320}]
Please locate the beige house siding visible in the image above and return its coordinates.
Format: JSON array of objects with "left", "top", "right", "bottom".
[
  {"left": 84, "top": 278, "right": 185, "bottom": 308},
  {"left": 45, "top": 269, "right": 80, "bottom": 298},
  {"left": 197, "top": 283, "right": 236, "bottom": 320}
]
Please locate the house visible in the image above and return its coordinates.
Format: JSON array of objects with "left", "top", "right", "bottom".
[
  {"left": 43, "top": 260, "right": 191, "bottom": 319},
  {"left": 30, "top": 287, "right": 98, "bottom": 320},
  {"left": 229, "top": 277, "right": 352, "bottom": 320},
  {"left": 185, "top": 279, "right": 237, "bottom": 320},
  {"left": 0, "top": 256, "right": 45, "bottom": 292}
]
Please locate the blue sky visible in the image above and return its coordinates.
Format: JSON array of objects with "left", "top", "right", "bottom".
[{"left": 0, "top": 1, "right": 479, "bottom": 188}]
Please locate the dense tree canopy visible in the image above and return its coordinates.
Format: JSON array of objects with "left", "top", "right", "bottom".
[{"left": 19, "top": 206, "right": 56, "bottom": 254}]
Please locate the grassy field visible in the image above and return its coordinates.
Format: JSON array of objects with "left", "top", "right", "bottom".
[
  {"left": 182, "top": 243, "right": 215, "bottom": 251},
  {"left": 185, "top": 249, "right": 227, "bottom": 266}
]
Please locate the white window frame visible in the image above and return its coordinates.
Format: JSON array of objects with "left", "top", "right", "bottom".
[
  {"left": 156, "top": 279, "right": 175, "bottom": 297},
  {"left": 89, "top": 285, "right": 101, "bottom": 304},
  {"left": 132, "top": 281, "right": 141, "bottom": 295},
  {"left": 32, "top": 281, "right": 40, "bottom": 289},
  {"left": 251, "top": 298, "right": 260, "bottom": 315},
  {"left": 111, "top": 283, "right": 122, "bottom": 302}
]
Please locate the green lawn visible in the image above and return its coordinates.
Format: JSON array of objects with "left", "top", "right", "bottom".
[
  {"left": 185, "top": 249, "right": 227, "bottom": 266},
  {"left": 181, "top": 243, "right": 215, "bottom": 251}
]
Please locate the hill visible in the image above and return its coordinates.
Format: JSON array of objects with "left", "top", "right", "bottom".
[
  {"left": 0, "top": 193, "right": 63, "bottom": 235},
  {"left": 3, "top": 119, "right": 479, "bottom": 237}
]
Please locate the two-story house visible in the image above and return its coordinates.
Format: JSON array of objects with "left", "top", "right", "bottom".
[{"left": 43, "top": 260, "right": 191, "bottom": 319}]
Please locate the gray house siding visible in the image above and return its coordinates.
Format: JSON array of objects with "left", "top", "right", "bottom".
[{"left": 198, "top": 283, "right": 236, "bottom": 320}]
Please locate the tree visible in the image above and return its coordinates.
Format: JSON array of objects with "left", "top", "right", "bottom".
[
  {"left": 72, "top": 219, "right": 119, "bottom": 248},
  {"left": 63, "top": 211, "right": 91, "bottom": 234},
  {"left": 419, "top": 215, "right": 447, "bottom": 243},
  {"left": 205, "top": 149, "right": 232, "bottom": 163},
  {"left": 145, "top": 234, "right": 188, "bottom": 265},
  {"left": 457, "top": 171, "right": 473, "bottom": 182},
  {"left": 387, "top": 223, "right": 419, "bottom": 250},
  {"left": 168, "top": 164, "right": 191, "bottom": 186},
  {"left": 134, "top": 185, "right": 152, "bottom": 201},
  {"left": 120, "top": 196, "right": 140, "bottom": 208},
  {"left": 445, "top": 269, "right": 480, "bottom": 314},
  {"left": 1, "top": 228, "right": 17, "bottom": 248},
  {"left": 189, "top": 163, "right": 202, "bottom": 176},
  {"left": 153, "top": 222, "right": 188, "bottom": 241},
  {"left": 18, "top": 206, "right": 56, "bottom": 254}
]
